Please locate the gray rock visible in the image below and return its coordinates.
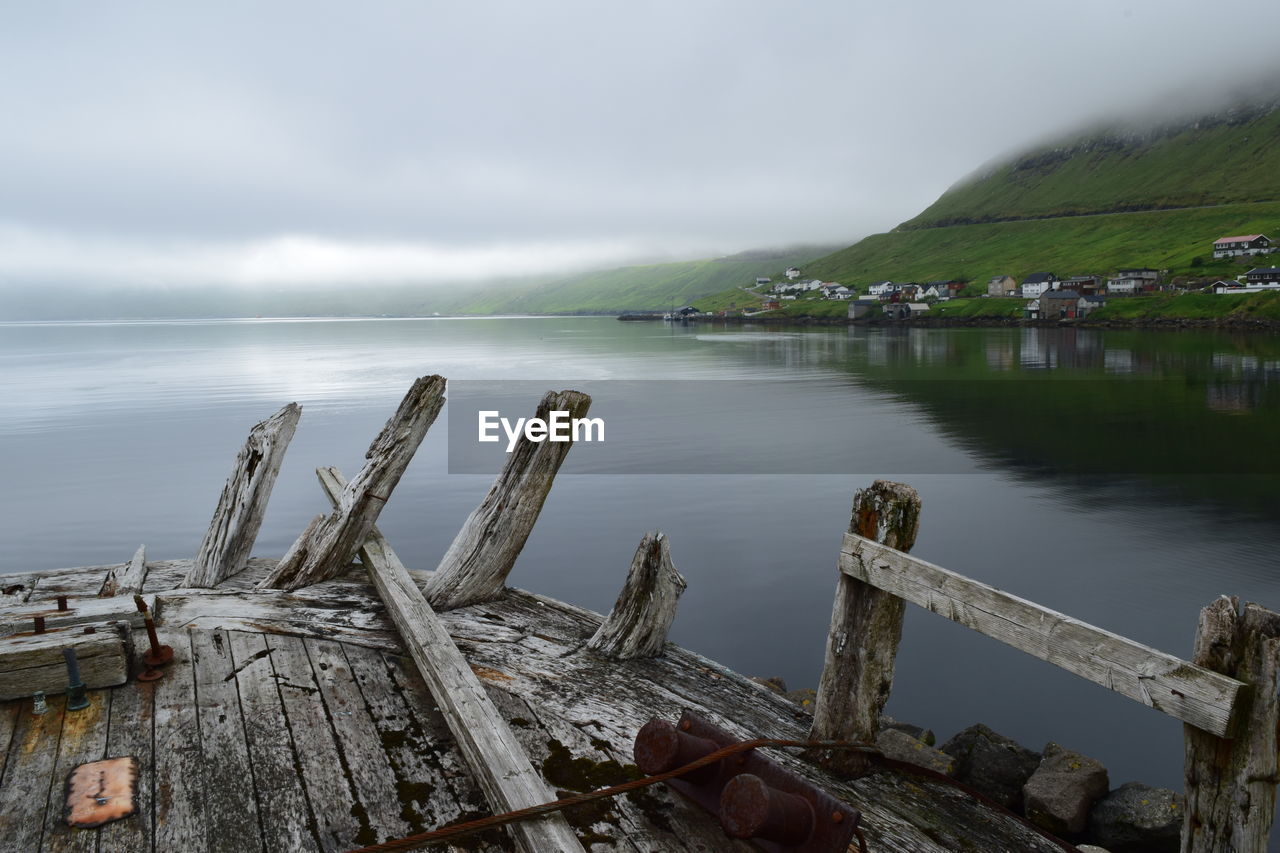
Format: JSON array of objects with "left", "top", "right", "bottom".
[
  {"left": 1088, "top": 782, "right": 1182, "bottom": 853},
  {"left": 1023, "top": 742, "right": 1109, "bottom": 837},
  {"left": 940, "top": 723, "right": 1041, "bottom": 809},
  {"left": 1077, "top": 846, "right": 1113, "bottom": 853},
  {"left": 875, "top": 728, "right": 955, "bottom": 775},
  {"left": 784, "top": 687, "right": 816, "bottom": 710},
  {"left": 749, "top": 676, "right": 787, "bottom": 693},
  {"left": 881, "top": 715, "right": 936, "bottom": 746}
]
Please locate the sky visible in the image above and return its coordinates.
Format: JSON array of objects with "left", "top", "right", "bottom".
[{"left": 2, "top": 1, "right": 1279, "bottom": 291}]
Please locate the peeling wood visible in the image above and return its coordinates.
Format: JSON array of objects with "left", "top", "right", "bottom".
[
  {"left": 188, "top": 404, "right": 301, "bottom": 589},
  {"left": 425, "top": 389, "right": 591, "bottom": 611},
  {"left": 588, "top": 532, "right": 686, "bottom": 660},
  {"left": 260, "top": 376, "right": 445, "bottom": 591}
]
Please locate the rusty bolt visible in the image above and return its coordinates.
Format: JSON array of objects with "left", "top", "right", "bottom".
[
  {"left": 680, "top": 719, "right": 691, "bottom": 731},
  {"left": 832, "top": 811, "right": 844, "bottom": 824},
  {"left": 33, "top": 616, "right": 46, "bottom": 634},
  {"left": 634, "top": 718, "right": 723, "bottom": 786},
  {"left": 56, "top": 595, "right": 69, "bottom": 611},
  {"left": 132, "top": 595, "right": 148, "bottom": 614},
  {"left": 83, "top": 626, "right": 96, "bottom": 635},
  {"left": 142, "top": 615, "right": 174, "bottom": 667},
  {"left": 720, "top": 774, "right": 815, "bottom": 845}
]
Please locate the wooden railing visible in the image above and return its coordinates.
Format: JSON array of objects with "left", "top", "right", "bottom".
[{"left": 809, "top": 480, "right": 1280, "bottom": 853}]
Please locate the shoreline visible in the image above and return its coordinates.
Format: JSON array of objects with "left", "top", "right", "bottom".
[{"left": 649, "top": 312, "right": 1280, "bottom": 333}]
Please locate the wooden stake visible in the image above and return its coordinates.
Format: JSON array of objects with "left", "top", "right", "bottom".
[
  {"left": 587, "top": 531, "right": 686, "bottom": 659},
  {"left": 424, "top": 389, "right": 590, "bottom": 610},
  {"left": 809, "top": 480, "right": 921, "bottom": 776},
  {"left": 1181, "top": 596, "right": 1280, "bottom": 853},
  {"left": 260, "top": 376, "right": 445, "bottom": 591},
  {"left": 186, "top": 403, "right": 301, "bottom": 588},
  {"left": 99, "top": 544, "right": 148, "bottom": 598},
  {"left": 318, "top": 466, "right": 586, "bottom": 853}
]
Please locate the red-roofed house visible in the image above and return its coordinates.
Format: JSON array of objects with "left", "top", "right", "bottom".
[{"left": 1212, "top": 234, "right": 1272, "bottom": 259}]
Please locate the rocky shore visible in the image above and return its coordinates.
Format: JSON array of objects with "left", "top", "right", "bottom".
[{"left": 756, "top": 678, "right": 1183, "bottom": 853}]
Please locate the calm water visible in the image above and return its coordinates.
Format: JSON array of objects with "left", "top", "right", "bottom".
[{"left": 3, "top": 315, "right": 1280, "bottom": 792}]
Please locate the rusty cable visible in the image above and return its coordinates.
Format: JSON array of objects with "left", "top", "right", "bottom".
[{"left": 345, "top": 738, "right": 1080, "bottom": 853}]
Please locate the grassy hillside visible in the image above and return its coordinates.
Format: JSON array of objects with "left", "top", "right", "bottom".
[
  {"left": 801, "top": 201, "right": 1280, "bottom": 289},
  {"left": 904, "top": 103, "right": 1280, "bottom": 229},
  {"left": 445, "top": 246, "right": 840, "bottom": 314}
]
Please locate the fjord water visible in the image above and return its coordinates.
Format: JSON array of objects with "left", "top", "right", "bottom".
[{"left": 4, "top": 316, "right": 1279, "bottom": 789}]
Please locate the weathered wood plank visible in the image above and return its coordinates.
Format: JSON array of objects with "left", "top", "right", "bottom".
[
  {"left": 27, "top": 569, "right": 114, "bottom": 604},
  {"left": 0, "top": 700, "right": 18, "bottom": 783},
  {"left": 99, "top": 546, "right": 148, "bottom": 598},
  {"left": 152, "top": 629, "right": 207, "bottom": 852},
  {"left": 260, "top": 375, "right": 446, "bottom": 591},
  {"left": 840, "top": 532, "right": 1246, "bottom": 737},
  {"left": 263, "top": 633, "right": 364, "bottom": 851},
  {"left": 305, "top": 638, "right": 411, "bottom": 844},
  {"left": 341, "top": 466, "right": 586, "bottom": 853},
  {"left": 1, "top": 595, "right": 151, "bottom": 638},
  {"left": 227, "top": 630, "right": 322, "bottom": 853},
  {"left": 811, "top": 480, "right": 921, "bottom": 776},
  {"left": 0, "top": 631, "right": 128, "bottom": 701},
  {"left": 156, "top": 589, "right": 399, "bottom": 652},
  {"left": 425, "top": 389, "right": 591, "bottom": 611},
  {"left": 1182, "top": 597, "right": 1280, "bottom": 852},
  {"left": 191, "top": 628, "right": 263, "bottom": 852},
  {"left": 40, "top": 689, "right": 111, "bottom": 853},
  {"left": 0, "top": 695, "right": 66, "bottom": 852},
  {"left": 588, "top": 531, "right": 686, "bottom": 660},
  {"left": 1, "top": 574, "right": 36, "bottom": 606},
  {"left": 97, "top": 675, "right": 154, "bottom": 853},
  {"left": 188, "top": 404, "right": 301, "bottom": 588}
]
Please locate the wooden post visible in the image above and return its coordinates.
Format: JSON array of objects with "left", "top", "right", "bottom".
[
  {"left": 186, "top": 403, "right": 301, "bottom": 587},
  {"left": 260, "top": 376, "right": 445, "bottom": 591},
  {"left": 99, "top": 544, "right": 148, "bottom": 597},
  {"left": 424, "top": 389, "right": 590, "bottom": 611},
  {"left": 587, "top": 531, "right": 686, "bottom": 659},
  {"left": 317, "top": 466, "right": 586, "bottom": 853},
  {"left": 1181, "top": 596, "right": 1280, "bottom": 853},
  {"left": 809, "top": 480, "right": 921, "bottom": 776}
]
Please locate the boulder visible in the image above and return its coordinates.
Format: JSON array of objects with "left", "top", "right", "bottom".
[
  {"left": 874, "top": 728, "right": 955, "bottom": 775},
  {"left": 1088, "top": 782, "right": 1182, "bottom": 853},
  {"left": 1023, "top": 742, "right": 1109, "bottom": 837},
  {"left": 749, "top": 676, "right": 787, "bottom": 694},
  {"left": 881, "top": 715, "right": 935, "bottom": 746},
  {"left": 940, "top": 723, "right": 1041, "bottom": 809},
  {"left": 784, "top": 688, "right": 816, "bottom": 710}
]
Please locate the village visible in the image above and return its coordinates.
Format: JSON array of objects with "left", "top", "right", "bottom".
[{"left": 723, "top": 232, "right": 1280, "bottom": 322}]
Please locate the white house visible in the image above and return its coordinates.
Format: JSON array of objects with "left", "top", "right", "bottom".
[
  {"left": 867, "top": 281, "right": 897, "bottom": 298},
  {"left": 1212, "top": 234, "right": 1272, "bottom": 259},
  {"left": 785, "top": 267, "right": 801, "bottom": 280},
  {"left": 1107, "top": 269, "right": 1159, "bottom": 295},
  {"left": 1020, "top": 272, "right": 1059, "bottom": 299}
]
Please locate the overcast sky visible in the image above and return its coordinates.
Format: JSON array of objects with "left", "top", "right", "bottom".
[{"left": 2, "top": 1, "right": 1279, "bottom": 290}]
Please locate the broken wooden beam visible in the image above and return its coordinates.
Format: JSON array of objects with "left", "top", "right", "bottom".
[
  {"left": 1182, "top": 596, "right": 1280, "bottom": 852},
  {"left": 0, "top": 629, "right": 128, "bottom": 700},
  {"left": 260, "top": 376, "right": 445, "bottom": 591},
  {"left": 318, "top": 465, "right": 587, "bottom": 853},
  {"left": 587, "top": 531, "right": 686, "bottom": 659},
  {"left": 424, "top": 389, "right": 590, "bottom": 610},
  {"left": 100, "top": 544, "right": 148, "bottom": 598},
  {"left": 187, "top": 404, "right": 301, "bottom": 588},
  {"left": 810, "top": 480, "right": 921, "bottom": 776},
  {"left": 1, "top": 594, "right": 153, "bottom": 639}
]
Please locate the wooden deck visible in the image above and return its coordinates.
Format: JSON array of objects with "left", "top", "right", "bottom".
[{"left": 0, "top": 557, "right": 1063, "bottom": 853}]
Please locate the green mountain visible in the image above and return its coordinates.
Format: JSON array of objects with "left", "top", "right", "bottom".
[{"left": 801, "top": 95, "right": 1280, "bottom": 289}]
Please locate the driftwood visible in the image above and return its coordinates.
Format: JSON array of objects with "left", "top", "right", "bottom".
[
  {"left": 810, "top": 480, "right": 921, "bottom": 776},
  {"left": 0, "top": 629, "right": 127, "bottom": 700},
  {"left": 187, "top": 404, "right": 301, "bottom": 588},
  {"left": 324, "top": 467, "right": 586, "bottom": 853},
  {"left": 1181, "top": 596, "right": 1280, "bottom": 852},
  {"left": 260, "top": 376, "right": 445, "bottom": 591},
  {"left": 840, "top": 533, "right": 1245, "bottom": 737},
  {"left": 99, "top": 545, "right": 148, "bottom": 598},
  {"left": 587, "top": 531, "right": 686, "bottom": 659},
  {"left": 425, "top": 389, "right": 590, "bottom": 610}
]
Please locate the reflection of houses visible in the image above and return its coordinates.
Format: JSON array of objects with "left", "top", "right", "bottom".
[
  {"left": 1213, "top": 234, "right": 1272, "bottom": 259},
  {"left": 1107, "top": 268, "right": 1159, "bottom": 295},
  {"left": 1021, "top": 272, "right": 1059, "bottom": 298},
  {"left": 988, "top": 275, "right": 1018, "bottom": 297}
]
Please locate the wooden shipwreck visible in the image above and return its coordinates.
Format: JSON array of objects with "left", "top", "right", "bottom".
[{"left": 1, "top": 376, "right": 1276, "bottom": 853}]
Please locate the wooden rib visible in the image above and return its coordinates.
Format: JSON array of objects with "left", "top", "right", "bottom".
[
  {"left": 840, "top": 532, "right": 1245, "bottom": 737},
  {"left": 587, "top": 531, "right": 686, "bottom": 659}
]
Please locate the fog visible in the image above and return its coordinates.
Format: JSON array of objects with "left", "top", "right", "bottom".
[{"left": 2, "top": 1, "right": 1278, "bottom": 298}]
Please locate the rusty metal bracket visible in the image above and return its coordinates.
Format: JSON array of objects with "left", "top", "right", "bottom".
[{"left": 633, "top": 711, "right": 860, "bottom": 853}]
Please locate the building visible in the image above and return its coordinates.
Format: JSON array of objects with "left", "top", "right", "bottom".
[
  {"left": 1245, "top": 267, "right": 1280, "bottom": 285},
  {"left": 884, "top": 302, "right": 930, "bottom": 320},
  {"left": 1080, "top": 294, "right": 1107, "bottom": 316},
  {"left": 1060, "top": 275, "right": 1103, "bottom": 295},
  {"left": 1039, "top": 289, "right": 1084, "bottom": 319},
  {"left": 847, "top": 298, "right": 878, "bottom": 320},
  {"left": 819, "top": 282, "right": 851, "bottom": 299},
  {"left": 1107, "top": 268, "right": 1159, "bottom": 295},
  {"left": 755, "top": 277, "right": 772, "bottom": 286},
  {"left": 1020, "top": 272, "right": 1059, "bottom": 299},
  {"left": 868, "top": 281, "right": 897, "bottom": 299},
  {"left": 987, "top": 275, "right": 1018, "bottom": 297},
  {"left": 785, "top": 267, "right": 801, "bottom": 280},
  {"left": 1212, "top": 235, "right": 1273, "bottom": 259}
]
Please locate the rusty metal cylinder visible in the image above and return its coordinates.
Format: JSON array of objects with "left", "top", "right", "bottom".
[
  {"left": 719, "top": 773, "right": 815, "bottom": 845},
  {"left": 633, "top": 718, "right": 723, "bottom": 785}
]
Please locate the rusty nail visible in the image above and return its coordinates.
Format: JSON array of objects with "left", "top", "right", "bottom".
[
  {"left": 83, "top": 626, "right": 96, "bottom": 635},
  {"left": 680, "top": 719, "right": 691, "bottom": 731},
  {"left": 56, "top": 595, "right": 69, "bottom": 611},
  {"left": 33, "top": 616, "right": 46, "bottom": 634},
  {"left": 133, "top": 595, "right": 148, "bottom": 614},
  {"left": 142, "top": 615, "right": 174, "bottom": 667},
  {"left": 832, "top": 811, "right": 844, "bottom": 824}
]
